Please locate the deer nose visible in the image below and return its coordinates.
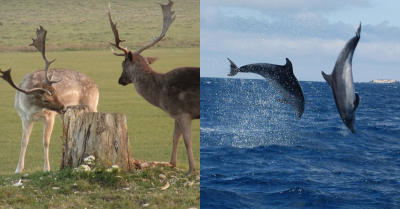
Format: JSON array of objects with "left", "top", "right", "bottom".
[
  {"left": 118, "top": 78, "right": 127, "bottom": 86},
  {"left": 118, "top": 77, "right": 123, "bottom": 84},
  {"left": 61, "top": 106, "right": 67, "bottom": 114},
  {"left": 118, "top": 77, "right": 131, "bottom": 86}
]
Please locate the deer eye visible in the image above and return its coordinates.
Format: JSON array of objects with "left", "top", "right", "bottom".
[{"left": 43, "top": 100, "right": 50, "bottom": 104}]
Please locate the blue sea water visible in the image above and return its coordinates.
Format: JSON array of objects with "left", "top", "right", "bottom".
[{"left": 200, "top": 77, "right": 400, "bottom": 208}]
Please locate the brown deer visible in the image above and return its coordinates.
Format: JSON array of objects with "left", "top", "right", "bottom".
[
  {"left": 107, "top": 0, "right": 200, "bottom": 174},
  {"left": 0, "top": 26, "right": 99, "bottom": 173}
]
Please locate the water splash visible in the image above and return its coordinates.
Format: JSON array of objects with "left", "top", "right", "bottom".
[{"left": 202, "top": 78, "right": 300, "bottom": 148}]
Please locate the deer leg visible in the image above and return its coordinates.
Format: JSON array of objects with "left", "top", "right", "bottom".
[
  {"left": 15, "top": 119, "right": 34, "bottom": 173},
  {"left": 170, "top": 120, "right": 182, "bottom": 167},
  {"left": 177, "top": 115, "right": 195, "bottom": 174},
  {"left": 42, "top": 116, "right": 55, "bottom": 172}
]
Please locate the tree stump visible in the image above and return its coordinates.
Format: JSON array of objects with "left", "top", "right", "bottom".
[{"left": 60, "top": 106, "right": 140, "bottom": 171}]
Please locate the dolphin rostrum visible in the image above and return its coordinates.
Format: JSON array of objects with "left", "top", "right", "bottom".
[
  {"left": 227, "top": 58, "right": 305, "bottom": 119},
  {"left": 322, "top": 23, "right": 361, "bottom": 133}
]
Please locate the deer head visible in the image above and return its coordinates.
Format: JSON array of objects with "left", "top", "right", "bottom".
[
  {"left": 0, "top": 26, "right": 65, "bottom": 114},
  {"left": 108, "top": 0, "right": 175, "bottom": 85},
  {"left": 0, "top": 68, "right": 65, "bottom": 113}
]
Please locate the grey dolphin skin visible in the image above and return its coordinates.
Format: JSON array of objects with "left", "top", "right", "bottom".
[
  {"left": 227, "top": 58, "right": 305, "bottom": 119},
  {"left": 322, "top": 23, "right": 361, "bottom": 133}
]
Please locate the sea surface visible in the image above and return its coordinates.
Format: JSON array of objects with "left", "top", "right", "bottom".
[{"left": 200, "top": 77, "right": 400, "bottom": 208}]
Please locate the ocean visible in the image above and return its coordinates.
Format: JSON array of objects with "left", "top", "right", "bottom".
[{"left": 200, "top": 77, "right": 400, "bottom": 208}]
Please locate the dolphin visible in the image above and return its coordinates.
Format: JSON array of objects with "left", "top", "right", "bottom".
[
  {"left": 227, "top": 58, "right": 305, "bottom": 119},
  {"left": 322, "top": 23, "right": 361, "bottom": 133}
]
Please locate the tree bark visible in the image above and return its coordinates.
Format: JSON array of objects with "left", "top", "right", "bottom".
[{"left": 61, "top": 106, "right": 139, "bottom": 171}]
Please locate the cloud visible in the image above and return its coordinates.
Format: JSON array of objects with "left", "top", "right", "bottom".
[
  {"left": 202, "top": 23, "right": 400, "bottom": 63},
  {"left": 363, "top": 22, "right": 400, "bottom": 42},
  {"left": 201, "top": 27, "right": 400, "bottom": 81},
  {"left": 201, "top": 0, "right": 400, "bottom": 81},
  {"left": 201, "top": 6, "right": 333, "bottom": 37},
  {"left": 201, "top": 1, "right": 400, "bottom": 42},
  {"left": 201, "top": 0, "right": 371, "bottom": 13}
]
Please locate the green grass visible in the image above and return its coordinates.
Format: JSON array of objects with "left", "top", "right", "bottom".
[
  {"left": 0, "top": 166, "right": 200, "bottom": 208},
  {"left": 0, "top": 48, "right": 199, "bottom": 174},
  {"left": 0, "top": 0, "right": 199, "bottom": 52},
  {"left": 0, "top": 48, "right": 200, "bottom": 208},
  {"left": 0, "top": 0, "right": 199, "bottom": 207}
]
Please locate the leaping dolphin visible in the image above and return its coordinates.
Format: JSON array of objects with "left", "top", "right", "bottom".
[
  {"left": 322, "top": 23, "right": 361, "bottom": 133},
  {"left": 227, "top": 58, "right": 305, "bottom": 119}
]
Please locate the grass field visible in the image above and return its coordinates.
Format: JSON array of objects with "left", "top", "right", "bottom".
[
  {"left": 0, "top": 48, "right": 199, "bottom": 174},
  {"left": 0, "top": 166, "right": 200, "bottom": 208},
  {"left": 0, "top": 0, "right": 199, "bottom": 52},
  {"left": 0, "top": 48, "right": 200, "bottom": 208},
  {"left": 0, "top": 0, "right": 199, "bottom": 207}
]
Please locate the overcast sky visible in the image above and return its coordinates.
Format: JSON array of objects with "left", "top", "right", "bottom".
[{"left": 200, "top": 0, "right": 400, "bottom": 82}]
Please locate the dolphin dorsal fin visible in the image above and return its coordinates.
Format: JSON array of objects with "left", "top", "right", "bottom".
[
  {"left": 285, "top": 58, "right": 293, "bottom": 72},
  {"left": 322, "top": 71, "right": 333, "bottom": 88},
  {"left": 354, "top": 93, "right": 360, "bottom": 110}
]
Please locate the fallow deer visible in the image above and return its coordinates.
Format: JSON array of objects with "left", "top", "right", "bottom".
[
  {"left": 0, "top": 26, "right": 99, "bottom": 173},
  {"left": 107, "top": 0, "right": 200, "bottom": 174}
]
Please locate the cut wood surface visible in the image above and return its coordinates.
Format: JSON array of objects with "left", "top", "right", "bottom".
[{"left": 61, "top": 106, "right": 140, "bottom": 171}]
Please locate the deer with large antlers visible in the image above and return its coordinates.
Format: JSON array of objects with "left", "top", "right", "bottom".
[
  {"left": 0, "top": 26, "right": 99, "bottom": 173},
  {"left": 108, "top": 0, "right": 200, "bottom": 174}
]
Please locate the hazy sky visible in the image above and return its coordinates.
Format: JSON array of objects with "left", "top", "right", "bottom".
[{"left": 200, "top": 0, "right": 400, "bottom": 82}]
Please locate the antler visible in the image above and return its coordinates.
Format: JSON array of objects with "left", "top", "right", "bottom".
[
  {"left": 29, "top": 26, "right": 60, "bottom": 85},
  {"left": 108, "top": 3, "right": 129, "bottom": 57},
  {"left": 107, "top": 0, "right": 176, "bottom": 56},
  {"left": 0, "top": 68, "right": 51, "bottom": 95},
  {"left": 133, "top": 0, "right": 176, "bottom": 55}
]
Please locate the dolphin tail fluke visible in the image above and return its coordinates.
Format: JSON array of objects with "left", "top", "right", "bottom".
[
  {"left": 354, "top": 93, "right": 360, "bottom": 111},
  {"left": 356, "top": 22, "right": 361, "bottom": 38},
  {"left": 322, "top": 71, "right": 333, "bottom": 88},
  {"left": 227, "top": 58, "right": 239, "bottom": 76}
]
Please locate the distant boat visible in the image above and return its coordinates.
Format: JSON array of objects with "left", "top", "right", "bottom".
[{"left": 370, "top": 79, "right": 399, "bottom": 84}]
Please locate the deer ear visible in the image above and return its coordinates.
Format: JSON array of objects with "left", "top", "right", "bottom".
[
  {"left": 145, "top": 57, "right": 158, "bottom": 65},
  {"left": 127, "top": 51, "right": 133, "bottom": 62}
]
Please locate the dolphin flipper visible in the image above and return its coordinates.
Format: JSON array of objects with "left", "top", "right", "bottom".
[
  {"left": 354, "top": 93, "right": 360, "bottom": 111},
  {"left": 322, "top": 71, "right": 333, "bottom": 88}
]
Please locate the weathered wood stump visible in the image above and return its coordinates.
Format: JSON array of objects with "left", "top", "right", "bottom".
[{"left": 61, "top": 106, "right": 140, "bottom": 171}]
